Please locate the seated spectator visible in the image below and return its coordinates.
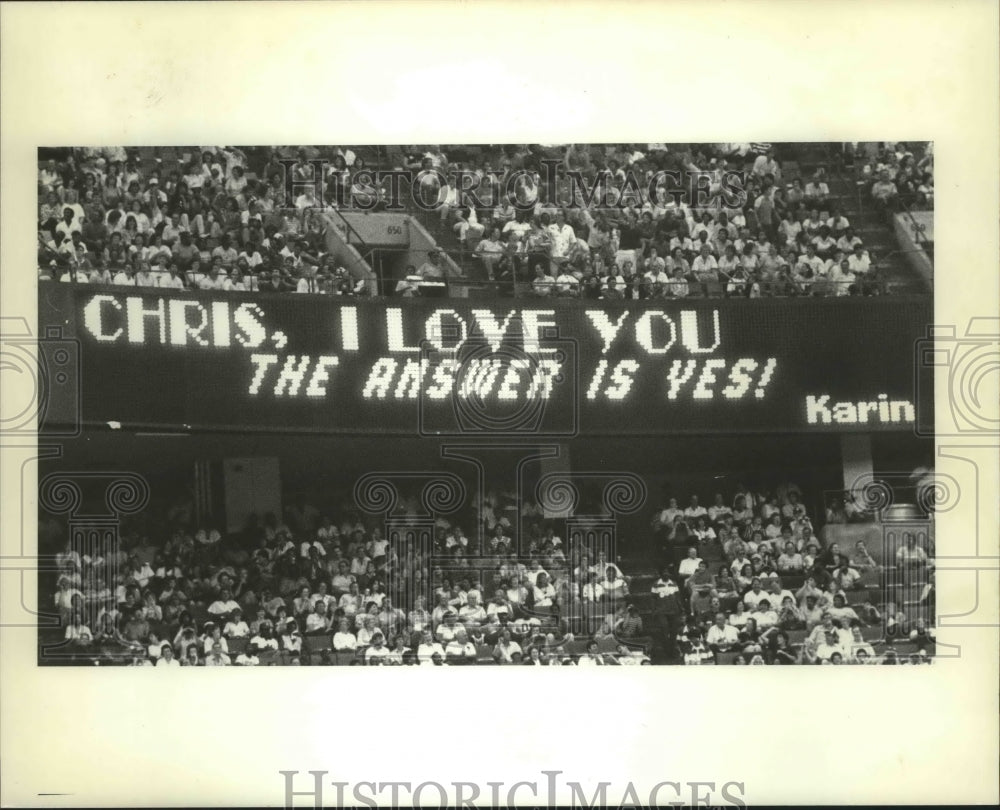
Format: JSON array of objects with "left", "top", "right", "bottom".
[
  {"left": 691, "top": 516, "right": 717, "bottom": 546},
  {"left": 364, "top": 632, "right": 390, "bottom": 664},
  {"left": 750, "top": 598, "right": 779, "bottom": 630},
  {"left": 777, "top": 541, "right": 804, "bottom": 573},
  {"left": 205, "top": 642, "right": 232, "bottom": 666},
  {"left": 64, "top": 613, "right": 94, "bottom": 647},
  {"left": 444, "top": 628, "right": 477, "bottom": 664},
  {"left": 896, "top": 533, "right": 928, "bottom": 568},
  {"left": 208, "top": 589, "right": 241, "bottom": 618},
  {"left": 223, "top": 608, "right": 249, "bottom": 638},
  {"left": 706, "top": 612, "right": 740, "bottom": 652},
  {"left": 417, "top": 629, "right": 445, "bottom": 665},
  {"left": 576, "top": 640, "right": 606, "bottom": 666},
  {"left": 682, "top": 628, "right": 714, "bottom": 665},
  {"left": 156, "top": 646, "right": 181, "bottom": 667},
  {"left": 677, "top": 547, "right": 702, "bottom": 580},
  {"left": 281, "top": 621, "right": 303, "bottom": 653},
  {"left": 250, "top": 625, "right": 279, "bottom": 652}
]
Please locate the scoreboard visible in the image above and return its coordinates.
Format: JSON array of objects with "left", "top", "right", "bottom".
[{"left": 40, "top": 285, "right": 933, "bottom": 437}]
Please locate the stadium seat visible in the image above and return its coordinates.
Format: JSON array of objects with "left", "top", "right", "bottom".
[{"left": 228, "top": 637, "right": 248, "bottom": 656}]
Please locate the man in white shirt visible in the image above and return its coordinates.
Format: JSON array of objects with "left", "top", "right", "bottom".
[
  {"left": 205, "top": 642, "right": 232, "bottom": 666},
  {"left": 691, "top": 245, "right": 718, "bottom": 279},
  {"left": 847, "top": 244, "right": 871, "bottom": 275},
  {"left": 156, "top": 646, "right": 180, "bottom": 667},
  {"left": 554, "top": 270, "right": 579, "bottom": 297},
  {"left": 654, "top": 498, "right": 683, "bottom": 531},
  {"left": 706, "top": 613, "right": 740, "bottom": 651},
  {"left": 831, "top": 259, "right": 856, "bottom": 296},
  {"left": 208, "top": 590, "right": 241, "bottom": 617},
  {"left": 743, "top": 578, "right": 770, "bottom": 609},
  {"left": 546, "top": 212, "right": 576, "bottom": 260},
  {"left": 684, "top": 496, "right": 708, "bottom": 521},
  {"left": 444, "top": 628, "right": 477, "bottom": 664},
  {"left": 158, "top": 263, "right": 186, "bottom": 289},
  {"left": 580, "top": 572, "right": 604, "bottom": 603},
  {"left": 417, "top": 629, "right": 445, "bottom": 666},
  {"left": 729, "top": 551, "right": 752, "bottom": 576},
  {"left": 458, "top": 592, "right": 487, "bottom": 630},
  {"left": 677, "top": 547, "right": 703, "bottom": 579},
  {"left": 707, "top": 494, "right": 733, "bottom": 524},
  {"left": 437, "top": 177, "right": 459, "bottom": 228},
  {"left": 364, "top": 633, "right": 390, "bottom": 664},
  {"left": 112, "top": 268, "right": 135, "bottom": 286},
  {"left": 643, "top": 261, "right": 670, "bottom": 292},
  {"left": 576, "top": 640, "right": 605, "bottom": 666}
]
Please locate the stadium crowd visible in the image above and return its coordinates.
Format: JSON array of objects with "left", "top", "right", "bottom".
[
  {"left": 45, "top": 476, "right": 935, "bottom": 666},
  {"left": 36, "top": 143, "right": 930, "bottom": 298},
  {"left": 854, "top": 141, "right": 934, "bottom": 213}
]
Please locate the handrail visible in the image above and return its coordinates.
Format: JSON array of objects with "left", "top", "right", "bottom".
[
  {"left": 407, "top": 276, "right": 893, "bottom": 299},
  {"left": 896, "top": 197, "right": 932, "bottom": 251},
  {"left": 323, "top": 205, "right": 369, "bottom": 252},
  {"left": 41, "top": 275, "right": 922, "bottom": 298}
]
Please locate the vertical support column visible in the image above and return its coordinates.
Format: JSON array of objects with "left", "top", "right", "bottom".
[{"left": 385, "top": 516, "right": 433, "bottom": 617}]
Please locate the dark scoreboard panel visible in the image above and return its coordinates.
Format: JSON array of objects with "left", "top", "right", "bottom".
[{"left": 39, "top": 285, "right": 933, "bottom": 437}]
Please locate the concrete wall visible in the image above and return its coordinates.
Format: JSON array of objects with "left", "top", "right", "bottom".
[
  {"left": 325, "top": 211, "right": 466, "bottom": 297},
  {"left": 321, "top": 212, "right": 377, "bottom": 295},
  {"left": 893, "top": 213, "right": 933, "bottom": 291}
]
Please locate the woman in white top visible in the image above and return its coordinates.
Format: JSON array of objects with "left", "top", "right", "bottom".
[
  {"left": 332, "top": 619, "right": 358, "bottom": 651},
  {"left": 728, "top": 600, "right": 750, "bottom": 630}
]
